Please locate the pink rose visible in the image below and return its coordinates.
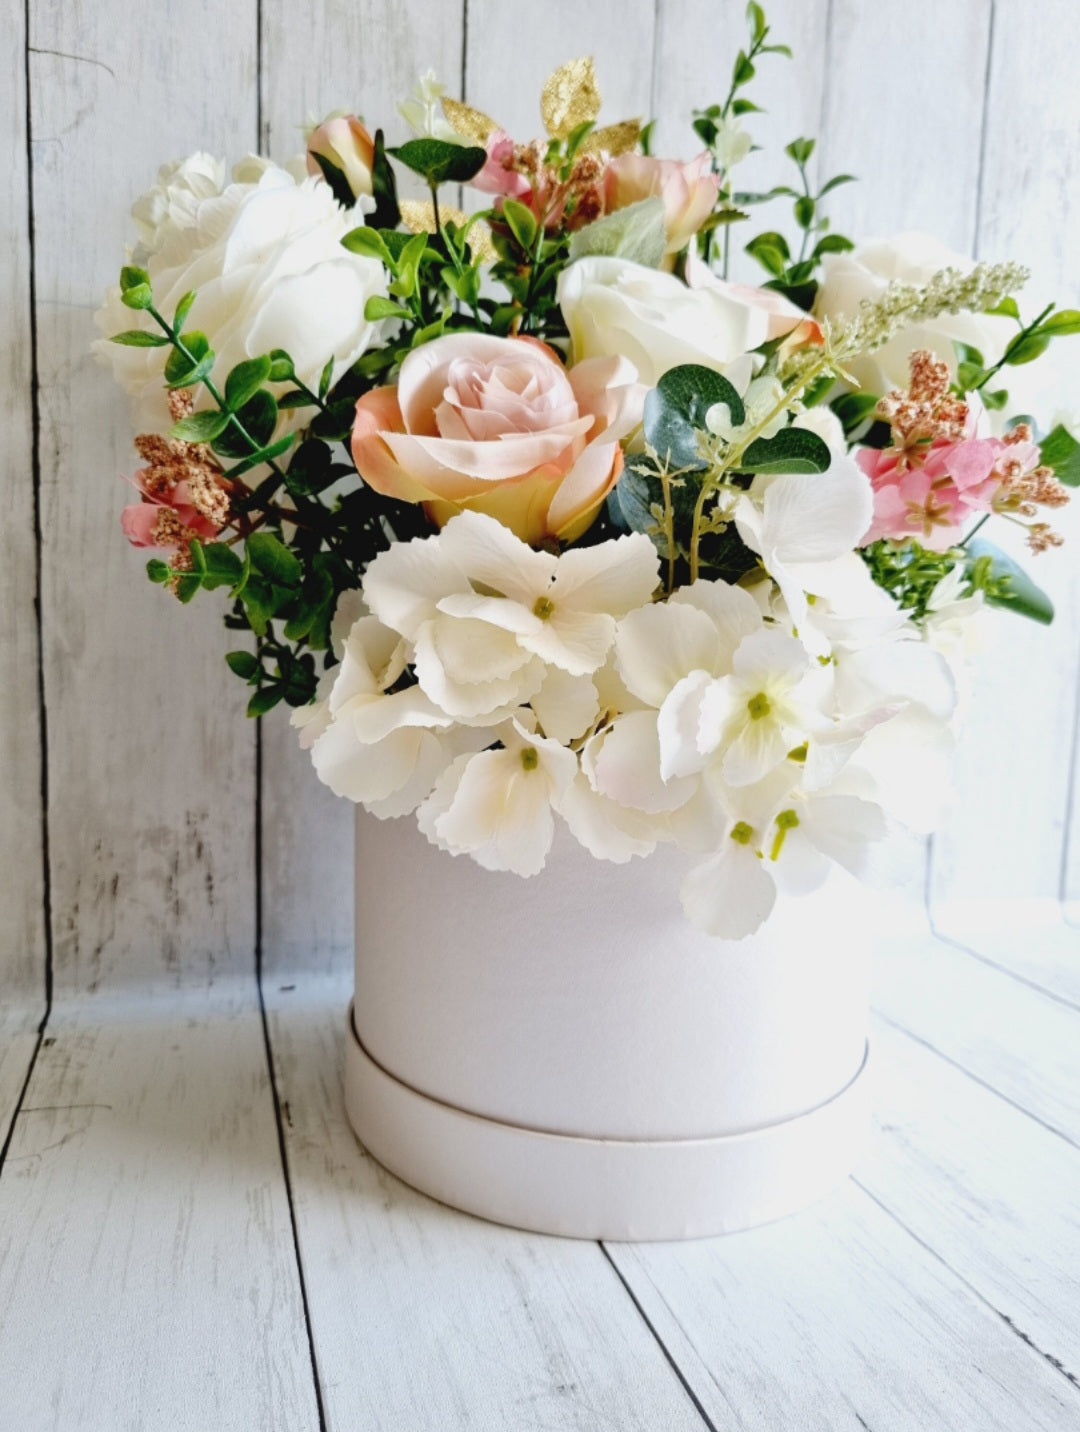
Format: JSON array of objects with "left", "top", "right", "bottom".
[
  {"left": 351, "top": 333, "right": 641, "bottom": 544},
  {"left": 306, "top": 114, "right": 375, "bottom": 200},
  {"left": 604, "top": 152, "right": 719, "bottom": 257}
]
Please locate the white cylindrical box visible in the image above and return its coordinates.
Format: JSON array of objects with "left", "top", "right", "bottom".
[{"left": 345, "top": 809, "right": 871, "bottom": 1240}]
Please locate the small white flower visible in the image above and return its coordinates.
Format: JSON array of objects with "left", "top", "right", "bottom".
[
  {"left": 711, "top": 114, "right": 753, "bottom": 172},
  {"left": 417, "top": 720, "right": 578, "bottom": 876},
  {"left": 399, "top": 69, "right": 464, "bottom": 143}
]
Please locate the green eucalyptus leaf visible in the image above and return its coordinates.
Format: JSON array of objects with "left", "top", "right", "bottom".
[
  {"left": 173, "top": 291, "right": 196, "bottom": 330},
  {"left": 223, "top": 433, "right": 294, "bottom": 479},
  {"left": 739, "top": 426, "right": 831, "bottom": 474},
  {"left": 267, "top": 349, "right": 295, "bottom": 383},
  {"left": 120, "top": 265, "right": 150, "bottom": 293},
  {"left": 226, "top": 650, "right": 259, "bottom": 681},
  {"left": 146, "top": 557, "right": 171, "bottom": 583},
  {"left": 200, "top": 542, "right": 244, "bottom": 590},
  {"left": 644, "top": 364, "right": 746, "bottom": 469},
  {"left": 966, "top": 538, "right": 1054, "bottom": 624}
]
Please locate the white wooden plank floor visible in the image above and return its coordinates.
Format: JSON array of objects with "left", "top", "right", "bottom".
[{"left": 1, "top": 925, "right": 1078, "bottom": 1431}]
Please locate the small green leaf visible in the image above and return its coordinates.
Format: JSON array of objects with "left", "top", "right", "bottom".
[
  {"left": 568, "top": 197, "right": 667, "bottom": 268},
  {"left": 146, "top": 557, "right": 171, "bottom": 583},
  {"left": 831, "top": 391, "right": 880, "bottom": 436},
  {"left": 200, "top": 542, "right": 244, "bottom": 590},
  {"left": 1036, "top": 309, "right": 1080, "bottom": 337},
  {"left": 1039, "top": 423, "right": 1080, "bottom": 486},
  {"left": 365, "top": 295, "right": 411, "bottom": 321},
  {"left": 785, "top": 137, "right": 815, "bottom": 167},
  {"left": 818, "top": 173, "right": 857, "bottom": 197},
  {"left": 246, "top": 532, "right": 302, "bottom": 588},
  {"left": 739, "top": 426, "right": 831, "bottom": 474},
  {"left": 120, "top": 265, "right": 150, "bottom": 293},
  {"left": 501, "top": 197, "right": 539, "bottom": 253},
  {"left": 247, "top": 686, "right": 284, "bottom": 717},
  {"left": 732, "top": 50, "right": 756, "bottom": 86},
  {"left": 746, "top": 0, "right": 767, "bottom": 41},
  {"left": 213, "top": 391, "right": 279, "bottom": 457},
  {"left": 813, "top": 233, "right": 854, "bottom": 258},
  {"left": 173, "top": 571, "right": 202, "bottom": 604},
  {"left": 173, "top": 291, "right": 196, "bottom": 330},
  {"left": 388, "top": 138, "right": 488, "bottom": 185},
  {"left": 644, "top": 365, "right": 746, "bottom": 469},
  {"left": 226, "top": 650, "right": 260, "bottom": 681},
  {"left": 224, "top": 434, "right": 294, "bottom": 478},
  {"left": 1003, "top": 331, "right": 1052, "bottom": 366},
  {"left": 966, "top": 538, "right": 1054, "bottom": 624},
  {"left": 794, "top": 194, "right": 816, "bottom": 229},
  {"left": 225, "top": 355, "right": 273, "bottom": 412},
  {"left": 121, "top": 284, "right": 153, "bottom": 311},
  {"left": 745, "top": 230, "right": 791, "bottom": 277},
  {"left": 170, "top": 409, "right": 230, "bottom": 443},
  {"left": 164, "top": 331, "right": 214, "bottom": 388},
  {"left": 267, "top": 349, "right": 295, "bottom": 383},
  {"left": 341, "top": 226, "right": 395, "bottom": 266},
  {"left": 318, "top": 356, "right": 335, "bottom": 400},
  {"left": 110, "top": 329, "right": 169, "bottom": 347},
  {"left": 988, "top": 296, "right": 1020, "bottom": 321}
]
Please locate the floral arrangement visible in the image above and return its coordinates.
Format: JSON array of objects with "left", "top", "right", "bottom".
[{"left": 96, "top": 7, "right": 1078, "bottom": 939}]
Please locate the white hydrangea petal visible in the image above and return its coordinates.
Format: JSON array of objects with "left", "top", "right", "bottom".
[
  {"left": 531, "top": 669, "right": 600, "bottom": 745},
  {"left": 731, "top": 627, "right": 809, "bottom": 692},
  {"left": 434, "top": 748, "right": 557, "bottom": 877},
  {"left": 436, "top": 509, "right": 557, "bottom": 605},
  {"left": 364, "top": 731, "right": 463, "bottom": 820},
  {"left": 362, "top": 533, "right": 470, "bottom": 638},
  {"left": 436, "top": 591, "right": 542, "bottom": 636},
  {"left": 802, "top": 707, "right": 903, "bottom": 791},
  {"left": 587, "top": 711, "right": 698, "bottom": 814},
  {"left": 416, "top": 753, "right": 473, "bottom": 850},
  {"left": 721, "top": 713, "right": 792, "bottom": 787},
  {"left": 768, "top": 825, "right": 831, "bottom": 896},
  {"left": 550, "top": 533, "right": 660, "bottom": 616},
  {"left": 614, "top": 601, "right": 722, "bottom": 707},
  {"left": 657, "top": 670, "right": 715, "bottom": 781},
  {"left": 313, "top": 717, "right": 429, "bottom": 804},
  {"left": 738, "top": 453, "right": 873, "bottom": 566},
  {"left": 330, "top": 589, "right": 368, "bottom": 659},
  {"left": 680, "top": 844, "right": 777, "bottom": 940},
  {"left": 329, "top": 616, "right": 409, "bottom": 713},
  {"left": 346, "top": 687, "right": 456, "bottom": 744},
  {"left": 846, "top": 707, "right": 955, "bottom": 833},
  {"left": 413, "top": 617, "right": 545, "bottom": 719},
  {"left": 800, "top": 794, "right": 888, "bottom": 878},
  {"left": 670, "top": 580, "right": 762, "bottom": 666},
  {"left": 835, "top": 638, "right": 956, "bottom": 720},
  {"left": 522, "top": 607, "right": 616, "bottom": 676},
  {"left": 557, "top": 774, "right": 660, "bottom": 863}
]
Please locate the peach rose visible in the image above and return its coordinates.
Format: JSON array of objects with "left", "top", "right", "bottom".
[
  {"left": 351, "top": 334, "right": 642, "bottom": 544},
  {"left": 306, "top": 114, "right": 375, "bottom": 201},
  {"left": 604, "top": 152, "right": 719, "bottom": 257}
]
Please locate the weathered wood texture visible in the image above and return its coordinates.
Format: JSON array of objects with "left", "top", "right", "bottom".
[
  {"left": 0, "top": 988, "right": 320, "bottom": 1432},
  {"left": 27, "top": 2, "right": 258, "bottom": 997},
  {"left": 0, "top": 0, "right": 47, "bottom": 1004}
]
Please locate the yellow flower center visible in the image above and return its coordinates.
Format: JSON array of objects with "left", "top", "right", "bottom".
[
  {"left": 730, "top": 821, "right": 755, "bottom": 845},
  {"left": 520, "top": 746, "right": 539, "bottom": 771},
  {"left": 533, "top": 595, "right": 556, "bottom": 621},
  {"left": 769, "top": 808, "right": 800, "bottom": 861},
  {"left": 747, "top": 692, "right": 771, "bottom": 720}
]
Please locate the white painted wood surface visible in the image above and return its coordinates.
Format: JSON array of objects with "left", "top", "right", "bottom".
[{"left": 2, "top": 3, "right": 1080, "bottom": 1429}]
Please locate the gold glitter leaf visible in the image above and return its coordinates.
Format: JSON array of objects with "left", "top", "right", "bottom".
[
  {"left": 441, "top": 97, "right": 499, "bottom": 146},
  {"left": 541, "top": 56, "right": 602, "bottom": 139},
  {"left": 581, "top": 119, "right": 642, "bottom": 157},
  {"left": 398, "top": 200, "right": 497, "bottom": 264}
]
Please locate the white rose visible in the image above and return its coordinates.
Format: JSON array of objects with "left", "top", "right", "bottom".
[
  {"left": 130, "top": 152, "right": 227, "bottom": 257},
  {"left": 557, "top": 255, "right": 771, "bottom": 389},
  {"left": 815, "top": 233, "right": 1013, "bottom": 396},
  {"left": 95, "top": 159, "right": 387, "bottom": 431}
]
